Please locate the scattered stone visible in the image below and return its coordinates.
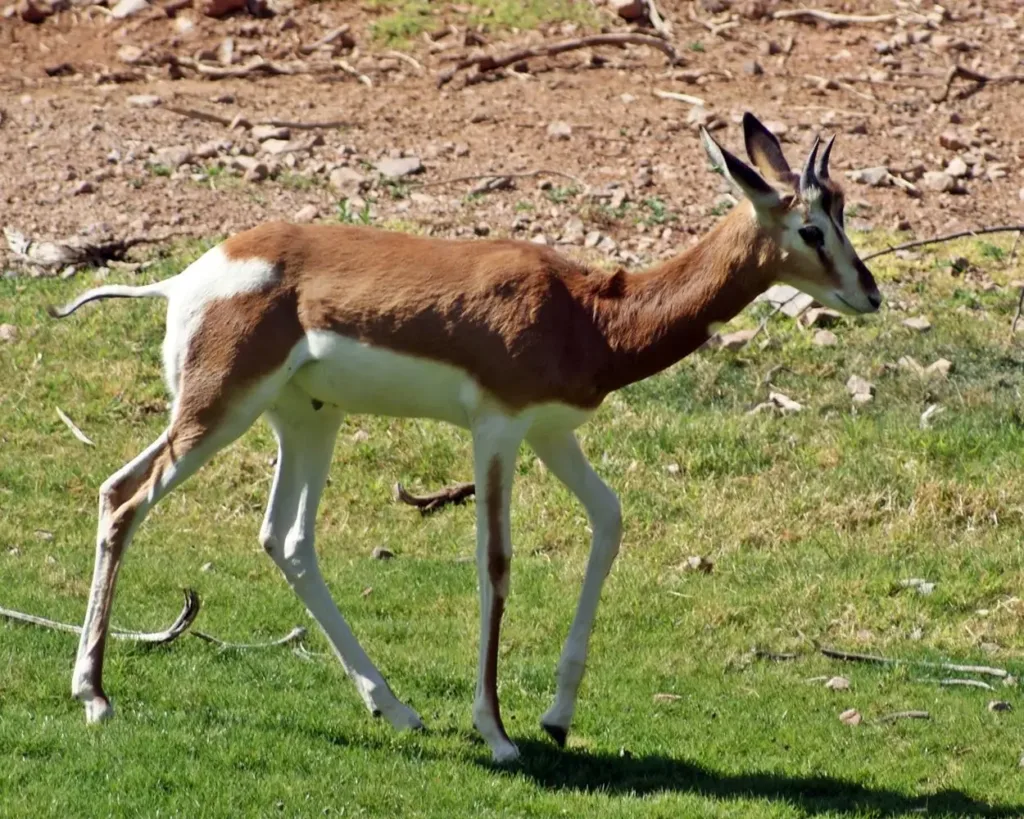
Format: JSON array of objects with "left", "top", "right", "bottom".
[
  {"left": 561, "top": 217, "right": 585, "bottom": 245},
  {"left": 261, "top": 139, "right": 298, "bottom": 156},
  {"left": 72, "top": 180, "right": 95, "bottom": 195},
  {"left": 749, "top": 391, "right": 803, "bottom": 414},
  {"left": 848, "top": 167, "right": 891, "bottom": 187},
  {"left": 351, "top": 429, "right": 370, "bottom": 443},
  {"left": 945, "top": 156, "right": 969, "bottom": 178},
  {"left": 111, "top": 0, "right": 149, "bottom": 17},
  {"left": 898, "top": 355, "right": 925, "bottom": 376},
  {"left": 371, "top": 546, "right": 394, "bottom": 561},
  {"left": 194, "top": 139, "right": 231, "bottom": 159},
  {"left": 719, "top": 328, "right": 758, "bottom": 351},
  {"left": 926, "top": 358, "right": 953, "bottom": 379},
  {"left": 329, "top": 167, "right": 367, "bottom": 195},
  {"left": 374, "top": 156, "right": 423, "bottom": 179},
  {"left": 293, "top": 204, "right": 318, "bottom": 223},
  {"left": 154, "top": 146, "right": 192, "bottom": 169},
  {"left": 200, "top": 0, "right": 245, "bottom": 16},
  {"left": 681, "top": 555, "right": 714, "bottom": 574},
  {"left": 902, "top": 316, "right": 932, "bottom": 332},
  {"left": 846, "top": 375, "right": 875, "bottom": 399},
  {"left": 899, "top": 577, "right": 936, "bottom": 595},
  {"left": 840, "top": 708, "right": 862, "bottom": 726},
  {"left": 665, "top": 463, "right": 680, "bottom": 475},
  {"left": 742, "top": 60, "right": 763, "bottom": 76},
  {"left": 826, "top": 676, "right": 851, "bottom": 691},
  {"left": 127, "top": 94, "right": 161, "bottom": 109},
  {"left": 252, "top": 125, "right": 290, "bottom": 141},
  {"left": 19, "top": 0, "right": 52, "bottom": 24},
  {"left": 802, "top": 307, "right": 842, "bottom": 328},
  {"left": 0, "top": 324, "right": 18, "bottom": 343},
  {"left": 813, "top": 329, "right": 838, "bottom": 347},
  {"left": 117, "top": 45, "right": 146, "bottom": 65},
  {"left": 200, "top": 562, "right": 214, "bottom": 572},
  {"left": 584, "top": 230, "right": 603, "bottom": 249},
  {"left": 611, "top": 0, "right": 646, "bottom": 22},
  {"left": 759, "top": 284, "right": 815, "bottom": 317},
  {"left": 938, "top": 129, "right": 969, "bottom": 151},
  {"left": 922, "top": 171, "right": 954, "bottom": 193},
  {"left": 546, "top": 121, "right": 572, "bottom": 140},
  {"left": 243, "top": 162, "right": 269, "bottom": 182},
  {"left": 987, "top": 700, "right": 1012, "bottom": 713},
  {"left": 473, "top": 223, "right": 490, "bottom": 237}
]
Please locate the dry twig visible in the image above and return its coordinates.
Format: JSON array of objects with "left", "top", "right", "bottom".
[
  {"left": 394, "top": 481, "right": 476, "bottom": 514},
  {"left": 773, "top": 9, "right": 896, "bottom": 25},
  {"left": 385, "top": 49, "right": 425, "bottom": 74},
  {"left": 164, "top": 105, "right": 350, "bottom": 131},
  {"left": 653, "top": 88, "right": 706, "bottom": 106},
  {"left": 924, "top": 678, "right": 997, "bottom": 691},
  {"left": 934, "top": 64, "right": 1024, "bottom": 103},
  {"left": 862, "top": 225, "right": 1024, "bottom": 262},
  {"left": 411, "top": 169, "right": 584, "bottom": 189},
  {"left": 55, "top": 407, "right": 95, "bottom": 446},
  {"left": 877, "top": 710, "right": 930, "bottom": 723},
  {"left": 821, "top": 646, "right": 1009, "bottom": 678},
  {"left": 193, "top": 626, "right": 306, "bottom": 651},
  {"left": 437, "top": 32, "right": 682, "bottom": 87},
  {"left": 297, "top": 25, "right": 355, "bottom": 55},
  {"left": 0, "top": 588, "right": 199, "bottom": 645}
]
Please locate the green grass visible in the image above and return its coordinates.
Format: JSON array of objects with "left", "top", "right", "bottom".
[
  {"left": 2, "top": 235, "right": 1024, "bottom": 816},
  {"left": 368, "top": 0, "right": 599, "bottom": 46}
]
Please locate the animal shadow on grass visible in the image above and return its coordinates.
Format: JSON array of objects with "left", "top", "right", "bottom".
[{"left": 496, "top": 739, "right": 1023, "bottom": 817}]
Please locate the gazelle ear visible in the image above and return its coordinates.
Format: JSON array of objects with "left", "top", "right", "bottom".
[
  {"left": 700, "top": 126, "right": 783, "bottom": 211},
  {"left": 742, "top": 112, "right": 797, "bottom": 190}
]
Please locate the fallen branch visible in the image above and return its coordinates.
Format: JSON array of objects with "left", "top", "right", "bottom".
[
  {"left": 751, "top": 648, "right": 798, "bottom": 661},
  {"left": 411, "top": 168, "right": 584, "bottom": 190},
  {"left": 772, "top": 8, "right": 896, "bottom": 25},
  {"left": 297, "top": 25, "right": 355, "bottom": 55},
  {"left": 4, "top": 226, "right": 188, "bottom": 271},
  {"left": 0, "top": 588, "right": 199, "bottom": 645},
  {"left": 922, "top": 678, "right": 996, "bottom": 691},
  {"left": 172, "top": 55, "right": 303, "bottom": 79},
  {"left": 653, "top": 88, "right": 706, "bottom": 106},
  {"left": 164, "top": 105, "right": 350, "bottom": 131},
  {"left": 821, "top": 646, "right": 1009, "bottom": 679},
  {"left": 877, "top": 710, "right": 930, "bottom": 723},
  {"left": 687, "top": 3, "right": 738, "bottom": 38},
  {"left": 934, "top": 64, "right": 1024, "bottom": 104},
  {"left": 862, "top": 225, "right": 1024, "bottom": 262},
  {"left": 647, "top": 0, "right": 670, "bottom": 37},
  {"left": 334, "top": 58, "right": 373, "bottom": 87},
  {"left": 56, "top": 407, "right": 95, "bottom": 446},
  {"left": 193, "top": 625, "right": 306, "bottom": 651},
  {"left": 385, "top": 49, "right": 424, "bottom": 75},
  {"left": 394, "top": 481, "right": 476, "bottom": 514},
  {"left": 437, "top": 32, "right": 682, "bottom": 87}
]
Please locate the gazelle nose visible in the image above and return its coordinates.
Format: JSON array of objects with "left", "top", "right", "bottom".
[{"left": 867, "top": 290, "right": 882, "bottom": 311}]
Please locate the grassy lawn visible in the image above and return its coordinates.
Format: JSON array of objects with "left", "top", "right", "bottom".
[{"left": 2, "top": 232, "right": 1024, "bottom": 817}]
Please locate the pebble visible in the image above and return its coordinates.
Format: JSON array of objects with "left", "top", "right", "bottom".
[
  {"left": 110, "top": 0, "right": 149, "bottom": 17},
  {"left": 293, "top": 204, "right": 319, "bottom": 223},
  {"left": 546, "top": 121, "right": 572, "bottom": 140},
  {"left": 922, "top": 171, "right": 954, "bottom": 192},
  {"left": 126, "top": 94, "right": 161, "bottom": 109},
  {"left": 372, "top": 546, "right": 394, "bottom": 560},
  {"left": 813, "top": 329, "right": 838, "bottom": 346},
  {"left": 902, "top": 316, "right": 932, "bottom": 332},
  {"left": 0, "top": 324, "right": 19, "bottom": 343},
  {"left": 374, "top": 156, "right": 423, "bottom": 179}
]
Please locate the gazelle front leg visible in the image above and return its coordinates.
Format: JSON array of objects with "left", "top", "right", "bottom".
[
  {"left": 527, "top": 431, "right": 622, "bottom": 747},
  {"left": 470, "top": 414, "right": 526, "bottom": 763}
]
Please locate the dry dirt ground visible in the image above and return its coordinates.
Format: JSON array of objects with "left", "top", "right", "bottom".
[{"left": 1, "top": 0, "right": 1022, "bottom": 276}]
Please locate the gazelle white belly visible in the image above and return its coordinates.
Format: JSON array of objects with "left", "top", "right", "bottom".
[{"left": 290, "top": 330, "right": 595, "bottom": 433}]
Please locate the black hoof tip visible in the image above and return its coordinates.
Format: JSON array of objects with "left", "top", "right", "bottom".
[
  {"left": 371, "top": 709, "right": 383, "bottom": 719},
  {"left": 541, "top": 722, "right": 568, "bottom": 748}
]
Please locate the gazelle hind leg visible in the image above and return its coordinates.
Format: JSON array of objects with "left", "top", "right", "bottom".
[
  {"left": 72, "top": 388, "right": 276, "bottom": 722},
  {"left": 470, "top": 414, "right": 527, "bottom": 763},
  {"left": 527, "top": 431, "right": 622, "bottom": 747},
  {"left": 261, "top": 390, "right": 422, "bottom": 731}
]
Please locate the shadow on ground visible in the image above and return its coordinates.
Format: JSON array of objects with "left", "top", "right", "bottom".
[{"left": 489, "top": 739, "right": 1020, "bottom": 817}]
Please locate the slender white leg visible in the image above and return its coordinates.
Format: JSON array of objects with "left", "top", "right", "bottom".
[
  {"left": 527, "top": 431, "right": 622, "bottom": 746},
  {"left": 470, "top": 413, "right": 527, "bottom": 763},
  {"left": 261, "top": 392, "right": 422, "bottom": 731}
]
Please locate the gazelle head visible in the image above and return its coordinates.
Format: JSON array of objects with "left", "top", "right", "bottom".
[{"left": 700, "top": 113, "right": 882, "bottom": 315}]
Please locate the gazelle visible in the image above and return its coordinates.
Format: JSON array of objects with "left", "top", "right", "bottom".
[{"left": 50, "top": 113, "right": 880, "bottom": 763}]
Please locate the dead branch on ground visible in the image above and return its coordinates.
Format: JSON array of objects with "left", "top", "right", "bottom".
[
  {"left": 772, "top": 8, "right": 897, "bottom": 25},
  {"left": 56, "top": 407, "right": 95, "bottom": 446},
  {"left": 934, "top": 64, "right": 1024, "bottom": 103},
  {"left": 4, "top": 226, "right": 187, "bottom": 271},
  {"left": 0, "top": 589, "right": 199, "bottom": 645},
  {"left": 877, "top": 710, "right": 930, "bottom": 723},
  {"left": 394, "top": 481, "right": 476, "bottom": 514},
  {"left": 172, "top": 55, "right": 303, "bottom": 79},
  {"left": 437, "top": 32, "right": 682, "bottom": 87},
  {"left": 687, "top": 3, "right": 738, "bottom": 38},
  {"left": 653, "top": 88, "right": 706, "bottom": 106},
  {"left": 411, "top": 168, "right": 584, "bottom": 190},
  {"left": 164, "top": 105, "right": 350, "bottom": 131},
  {"left": 193, "top": 626, "right": 306, "bottom": 651},
  {"left": 298, "top": 25, "right": 355, "bottom": 55},
  {"left": 923, "top": 678, "right": 996, "bottom": 691},
  {"left": 821, "top": 646, "right": 1009, "bottom": 679},
  {"left": 861, "top": 225, "right": 1024, "bottom": 262}
]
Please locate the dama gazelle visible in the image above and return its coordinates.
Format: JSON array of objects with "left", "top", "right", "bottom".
[{"left": 50, "top": 113, "right": 880, "bottom": 763}]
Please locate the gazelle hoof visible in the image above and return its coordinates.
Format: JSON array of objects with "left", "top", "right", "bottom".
[
  {"left": 541, "top": 721, "right": 568, "bottom": 748},
  {"left": 83, "top": 696, "right": 114, "bottom": 724}
]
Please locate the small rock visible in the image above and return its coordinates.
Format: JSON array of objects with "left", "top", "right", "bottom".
[
  {"left": 117, "top": 45, "right": 146, "bottom": 65},
  {"left": 252, "top": 124, "right": 290, "bottom": 141},
  {"left": 682, "top": 555, "right": 714, "bottom": 574},
  {"left": 0, "top": 324, "right": 19, "bottom": 343},
  {"left": 802, "top": 307, "right": 842, "bottom": 328},
  {"left": 846, "top": 375, "right": 875, "bottom": 398},
  {"left": 839, "top": 708, "right": 862, "bottom": 726},
  {"left": 719, "top": 328, "right": 758, "bottom": 351},
  {"left": 293, "top": 204, "right": 318, "bottom": 223},
  {"left": 72, "top": 180, "right": 95, "bottom": 195},
  {"left": 351, "top": 429, "right": 370, "bottom": 443},
  {"left": 154, "top": 145, "right": 192, "bottom": 169},
  {"left": 243, "top": 162, "right": 269, "bottom": 182},
  {"left": 902, "top": 316, "right": 932, "bottom": 332},
  {"left": 200, "top": 0, "right": 245, "bottom": 16},
  {"left": 926, "top": 358, "right": 953, "bottom": 379},
  {"left": 561, "top": 217, "right": 585, "bottom": 245},
  {"left": 194, "top": 139, "right": 231, "bottom": 159},
  {"left": 261, "top": 139, "right": 300, "bottom": 156},
  {"left": 742, "top": 60, "right": 763, "bottom": 76},
  {"left": 330, "top": 167, "right": 367, "bottom": 195},
  {"left": 110, "top": 0, "right": 149, "bottom": 17},
  {"left": 127, "top": 94, "right": 161, "bottom": 109},
  {"left": 374, "top": 156, "right": 423, "bottom": 179},
  {"left": 849, "top": 167, "right": 891, "bottom": 187},
  {"left": 371, "top": 546, "right": 394, "bottom": 561},
  {"left": 987, "top": 700, "right": 1012, "bottom": 713},
  {"left": 584, "top": 230, "right": 602, "bottom": 249},
  {"left": 945, "top": 156, "right": 969, "bottom": 179},
  {"left": 473, "top": 223, "right": 490, "bottom": 237},
  {"left": 826, "top": 676, "right": 851, "bottom": 691},
  {"left": 611, "top": 0, "right": 646, "bottom": 22},
  {"left": 19, "top": 0, "right": 52, "bottom": 24},
  {"left": 813, "top": 329, "right": 838, "bottom": 347},
  {"left": 898, "top": 355, "right": 925, "bottom": 376},
  {"left": 200, "top": 562, "right": 214, "bottom": 572},
  {"left": 938, "top": 129, "right": 969, "bottom": 151},
  {"left": 665, "top": 463, "right": 680, "bottom": 475},
  {"left": 546, "top": 121, "right": 572, "bottom": 140},
  {"left": 899, "top": 577, "right": 936, "bottom": 595},
  {"left": 922, "top": 171, "right": 954, "bottom": 193}
]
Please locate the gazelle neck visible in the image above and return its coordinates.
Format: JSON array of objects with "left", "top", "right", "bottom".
[{"left": 596, "top": 203, "right": 781, "bottom": 394}]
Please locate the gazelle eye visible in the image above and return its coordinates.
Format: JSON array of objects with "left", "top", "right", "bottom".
[{"left": 799, "top": 225, "right": 825, "bottom": 246}]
